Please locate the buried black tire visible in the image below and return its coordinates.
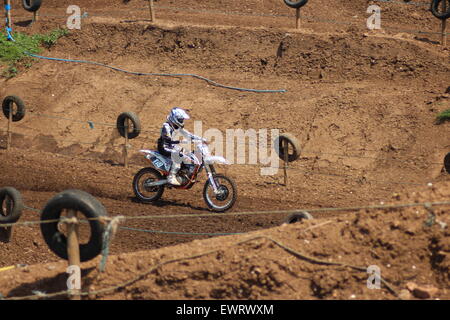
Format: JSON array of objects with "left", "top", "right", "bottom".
[
  {"left": 274, "top": 133, "right": 301, "bottom": 162},
  {"left": 284, "top": 0, "right": 309, "bottom": 9},
  {"left": 40, "top": 189, "right": 107, "bottom": 262},
  {"left": 133, "top": 167, "right": 165, "bottom": 203},
  {"left": 203, "top": 174, "right": 237, "bottom": 212},
  {"left": 444, "top": 152, "right": 450, "bottom": 174},
  {"left": 283, "top": 211, "right": 313, "bottom": 224},
  {"left": 22, "top": 0, "right": 42, "bottom": 12},
  {"left": 2, "top": 96, "right": 26, "bottom": 122},
  {"left": 431, "top": 0, "right": 450, "bottom": 20},
  {"left": 0, "top": 187, "right": 24, "bottom": 224},
  {"left": 117, "top": 112, "right": 141, "bottom": 139}
]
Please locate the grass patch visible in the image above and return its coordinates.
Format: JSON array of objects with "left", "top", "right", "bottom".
[
  {"left": 2, "top": 65, "right": 18, "bottom": 79},
  {"left": 38, "top": 28, "right": 70, "bottom": 48},
  {"left": 436, "top": 109, "right": 450, "bottom": 124},
  {"left": 0, "top": 28, "right": 69, "bottom": 78}
]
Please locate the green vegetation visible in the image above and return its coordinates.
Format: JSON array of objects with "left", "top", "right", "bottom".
[
  {"left": 2, "top": 65, "right": 18, "bottom": 79},
  {"left": 38, "top": 28, "right": 70, "bottom": 48},
  {"left": 436, "top": 109, "right": 450, "bottom": 124},
  {"left": 0, "top": 28, "right": 69, "bottom": 78}
]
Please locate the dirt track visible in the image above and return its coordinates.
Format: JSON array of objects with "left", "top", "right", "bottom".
[
  {"left": 1, "top": 181, "right": 449, "bottom": 300},
  {"left": 0, "top": 0, "right": 449, "bottom": 299}
]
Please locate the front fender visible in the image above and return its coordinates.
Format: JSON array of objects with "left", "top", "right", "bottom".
[
  {"left": 204, "top": 156, "right": 230, "bottom": 165},
  {"left": 139, "top": 150, "right": 161, "bottom": 159},
  {"left": 139, "top": 149, "right": 154, "bottom": 155}
]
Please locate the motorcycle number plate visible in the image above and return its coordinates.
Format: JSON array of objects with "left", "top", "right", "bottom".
[{"left": 152, "top": 157, "right": 165, "bottom": 169}]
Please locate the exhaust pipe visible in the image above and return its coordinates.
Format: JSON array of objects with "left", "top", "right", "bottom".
[{"left": 145, "top": 179, "right": 168, "bottom": 187}]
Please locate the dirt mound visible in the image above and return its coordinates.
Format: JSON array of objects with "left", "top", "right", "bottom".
[
  {"left": 0, "top": 180, "right": 448, "bottom": 300},
  {"left": 40, "top": 23, "right": 450, "bottom": 82},
  {"left": 2, "top": 23, "right": 448, "bottom": 165},
  {"left": 11, "top": 0, "right": 443, "bottom": 34}
]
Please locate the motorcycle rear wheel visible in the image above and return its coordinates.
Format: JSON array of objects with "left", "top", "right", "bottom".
[
  {"left": 133, "top": 167, "right": 165, "bottom": 203},
  {"left": 203, "top": 174, "right": 237, "bottom": 212}
]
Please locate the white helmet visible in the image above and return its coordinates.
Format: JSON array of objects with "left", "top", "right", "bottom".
[{"left": 167, "top": 107, "right": 190, "bottom": 128}]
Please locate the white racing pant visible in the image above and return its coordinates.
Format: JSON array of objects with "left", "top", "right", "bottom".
[{"left": 167, "top": 148, "right": 191, "bottom": 175}]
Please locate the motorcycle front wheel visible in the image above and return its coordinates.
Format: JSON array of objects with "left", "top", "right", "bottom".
[
  {"left": 203, "top": 174, "right": 237, "bottom": 212},
  {"left": 133, "top": 167, "right": 165, "bottom": 203}
]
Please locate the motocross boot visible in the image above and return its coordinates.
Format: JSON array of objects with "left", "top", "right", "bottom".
[{"left": 167, "top": 165, "right": 182, "bottom": 186}]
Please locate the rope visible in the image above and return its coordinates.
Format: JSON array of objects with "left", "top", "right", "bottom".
[
  {"left": 0, "top": 218, "right": 61, "bottom": 228},
  {"left": 1, "top": 110, "right": 444, "bottom": 166},
  {"left": 27, "top": 53, "right": 286, "bottom": 93},
  {"left": 116, "top": 200, "right": 450, "bottom": 221},
  {"left": 0, "top": 128, "right": 124, "bottom": 146},
  {"left": 23, "top": 204, "right": 40, "bottom": 213},
  {"left": 5, "top": 199, "right": 450, "bottom": 229},
  {"left": 2, "top": 103, "right": 446, "bottom": 171},
  {"left": 4, "top": 248, "right": 221, "bottom": 300},
  {"left": 24, "top": 112, "right": 160, "bottom": 133},
  {"left": 119, "top": 226, "right": 242, "bottom": 236},
  {"left": 4, "top": 28, "right": 285, "bottom": 94},
  {"left": 0, "top": 128, "right": 444, "bottom": 189},
  {"left": 1, "top": 128, "right": 441, "bottom": 188},
  {"left": 0, "top": 127, "right": 443, "bottom": 179},
  {"left": 373, "top": 0, "right": 429, "bottom": 7},
  {"left": 237, "top": 235, "right": 399, "bottom": 297},
  {"left": 99, "top": 216, "right": 125, "bottom": 272},
  {"left": 3, "top": 230, "right": 400, "bottom": 300},
  {"left": 0, "top": 266, "right": 15, "bottom": 272}
]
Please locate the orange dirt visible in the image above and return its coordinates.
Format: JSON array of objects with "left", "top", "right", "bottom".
[
  {"left": 1, "top": 181, "right": 449, "bottom": 300},
  {"left": 0, "top": 0, "right": 449, "bottom": 300}
]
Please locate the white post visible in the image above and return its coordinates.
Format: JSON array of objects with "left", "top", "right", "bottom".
[{"left": 66, "top": 210, "right": 81, "bottom": 300}]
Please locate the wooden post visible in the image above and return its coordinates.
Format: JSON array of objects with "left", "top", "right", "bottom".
[
  {"left": 6, "top": 102, "right": 12, "bottom": 151},
  {"left": 442, "top": 1, "right": 448, "bottom": 47},
  {"left": 148, "top": 0, "right": 155, "bottom": 22},
  {"left": 0, "top": 226, "right": 12, "bottom": 243},
  {"left": 443, "top": 19, "right": 447, "bottom": 47},
  {"left": 66, "top": 209, "right": 81, "bottom": 300},
  {"left": 283, "top": 141, "right": 288, "bottom": 186},
  {"left": 33, "top": 11, "right": 39, "bottom": 22},
  {"left": 5, "top": 0, "right": 12, "bottom": 30},
  {"left": 295, "top": 8, "right": 301, "bottom": 29},
  {"left": 124, "top": 118, "right": 129, "bottom": 168}
]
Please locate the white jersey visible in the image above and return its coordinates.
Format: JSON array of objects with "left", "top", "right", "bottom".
[{"left": 158, "top": 122, "right": 204, "bottom": 155}]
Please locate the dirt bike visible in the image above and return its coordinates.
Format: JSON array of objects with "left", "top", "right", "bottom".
[{"left": 132, "top": 139, "right": 237, "bottom": 212}]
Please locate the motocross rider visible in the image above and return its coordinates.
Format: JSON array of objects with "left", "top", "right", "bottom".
[{"left": 158, "top": 107, "right": 207, "bottom": 186}]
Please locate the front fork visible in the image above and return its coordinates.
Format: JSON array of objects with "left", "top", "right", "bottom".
[{"left": 205, "top": 164, "right": 219, "bottom": 193}]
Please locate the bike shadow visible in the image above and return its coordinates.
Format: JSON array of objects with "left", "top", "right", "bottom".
[
  {"left": 414, "top": 36, "right": 440, "bottom": 45},
  {"left": 128, "top": 197, "right": 207, "bottom": 212}
]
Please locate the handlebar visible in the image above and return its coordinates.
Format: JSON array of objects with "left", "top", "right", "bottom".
[{"left": 191, "top": 138, "right": 209, "bottom": 145}]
